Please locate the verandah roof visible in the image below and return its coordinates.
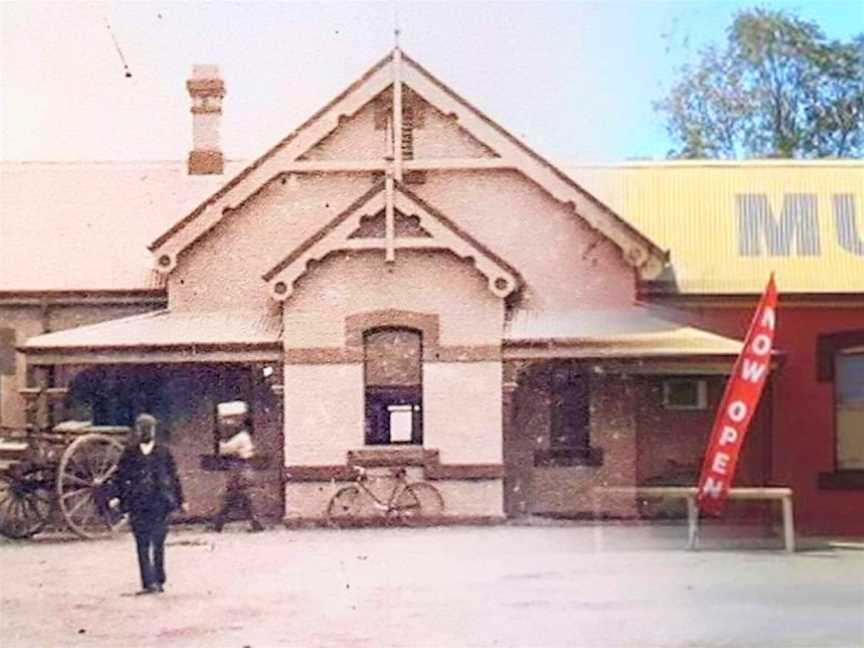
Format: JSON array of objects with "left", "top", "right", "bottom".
[
  {"left": 21, "top": 310, "right": 282, "bottom": 364},
  {"left": 504, "top": 308, "right": 744, "bottom": 358},
  {"left": 21, "top": 305, "right": 742, "bottom": 366}
]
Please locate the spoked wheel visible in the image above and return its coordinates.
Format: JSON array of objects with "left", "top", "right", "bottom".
[
  {"left": 326, "top": 486, "right": 374, "bottom": 525},
  {"left": 392, "top": 482, "right": 445, "bottom": 521},
  {"left": 57, "top": 434, "right": 126, "bottom": 539},
  {"left": 0, "top": 470, "right": 54, "bottom": 539}
]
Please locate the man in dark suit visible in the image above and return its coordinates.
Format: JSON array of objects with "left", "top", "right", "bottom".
[{"left": 113, "top": 413, "right": 185, "bottom": 595}]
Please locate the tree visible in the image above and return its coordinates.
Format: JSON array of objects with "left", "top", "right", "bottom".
[{"left": 656, "top": 9, "right": 864, "bottom": 159}]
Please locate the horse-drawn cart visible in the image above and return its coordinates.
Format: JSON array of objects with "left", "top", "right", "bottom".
[{"left": 0, "top": 422, "right": 129, "bottom": 540}]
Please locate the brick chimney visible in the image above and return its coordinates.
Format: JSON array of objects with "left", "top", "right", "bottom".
[{"left": 187, "top": 65, "right": 225, "bottom": 175}]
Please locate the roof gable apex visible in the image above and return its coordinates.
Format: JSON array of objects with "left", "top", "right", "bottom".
[
  {"left": 149, "top": 49, "right": 667, "bottom": 280},
  {"left": 398, "top": 52, "right": 667, "bottom": 275}
]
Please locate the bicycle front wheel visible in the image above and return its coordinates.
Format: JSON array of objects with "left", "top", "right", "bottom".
[{"left": 393, "top": 482, "right": 444, "bottom": 520}]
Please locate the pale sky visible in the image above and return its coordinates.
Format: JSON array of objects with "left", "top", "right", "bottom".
[{"left": 1, "top": 1, "right": 861, "bottom": 163}]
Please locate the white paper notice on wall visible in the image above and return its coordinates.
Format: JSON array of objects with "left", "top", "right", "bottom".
[
  {"left": 217, "top": 401, "right": 248, "bottom": 417},
  {"left": 388, "top": 405, "right": 413, "bottom": 443}
]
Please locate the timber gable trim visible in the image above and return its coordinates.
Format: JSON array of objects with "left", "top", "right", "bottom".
[
  {"left": 399, "top": 52, "right": 667, "bottom": 275},
  {"left": 149, "top": 48, "right": 667, "bottom": 280},
  {"left": 262, "top": 182, "right": 521, "bottom": 301}
]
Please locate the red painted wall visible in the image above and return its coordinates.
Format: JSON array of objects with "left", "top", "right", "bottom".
[
  {"left": 634, "top": 375, "right": 772, "bottom": 521},
  {"left": 662, "top": 304, "right": 864, "bottom": 536}
]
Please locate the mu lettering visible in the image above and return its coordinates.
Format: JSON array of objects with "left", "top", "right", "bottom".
[{"left": 737, "top": 193, "right": 863, "bottom": 257}]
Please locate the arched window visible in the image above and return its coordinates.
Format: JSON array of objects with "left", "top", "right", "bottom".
[{"left": 364, "top": 328, "right": 423, "bottom": 445}]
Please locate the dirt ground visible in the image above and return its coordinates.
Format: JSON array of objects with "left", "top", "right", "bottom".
[{"left": 1, "top": 522, "right": 863, "bottom": 648}]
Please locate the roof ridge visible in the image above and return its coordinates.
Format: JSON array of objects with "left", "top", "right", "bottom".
[
  {"left": 0, "top": 159, "right": 249, "bottom": 167},
  {"left": 563, "top": 159, "right": 864, "bottom": 169}
]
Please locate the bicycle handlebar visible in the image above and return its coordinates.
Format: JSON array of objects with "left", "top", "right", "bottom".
[{"left": 350, "top": 465, "right": 407, "bottom": 480}]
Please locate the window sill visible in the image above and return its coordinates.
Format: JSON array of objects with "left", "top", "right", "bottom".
[
  {"left": 817, "top": 470, "right": 864, "bottom": 490},
  {"left": 534, "top": 447, "right": 603, "bottom": 468},
  {"left": 348, "top": 446, "right": 436, "bottom": 467}
]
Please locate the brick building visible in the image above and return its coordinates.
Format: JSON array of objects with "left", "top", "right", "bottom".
[{"left": 1, "top": 49, "right": 861, "bottom": 533}]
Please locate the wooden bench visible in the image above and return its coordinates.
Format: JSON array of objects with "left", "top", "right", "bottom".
[{"left": 592, "top": 486, "right": 796, "bottom": 552}]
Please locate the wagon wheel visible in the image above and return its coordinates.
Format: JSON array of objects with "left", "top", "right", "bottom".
[
  {"left": 0, "top": 469, "right": 54, "bottom": 539},
  {"left": 57, "top": 434, "right": 126, "bottom": 539}
]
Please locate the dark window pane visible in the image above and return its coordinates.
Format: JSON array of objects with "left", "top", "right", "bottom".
[
  {"left": 364, "top": 328, "right": 423, "bottom": 445},
  {"left": 0, "top": 328, "right": 15, "bottom": 376},
  {"left": 550, "top": 369, "right": 590, "bottom": 452}
]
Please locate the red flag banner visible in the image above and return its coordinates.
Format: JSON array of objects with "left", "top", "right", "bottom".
[{"left": 697, "top": 275, "right": 778, "bottom": 515}]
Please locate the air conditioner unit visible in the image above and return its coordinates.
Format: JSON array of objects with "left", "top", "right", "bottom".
[{"left": 662, "top": 378, "right": 708, "bottom": 410}]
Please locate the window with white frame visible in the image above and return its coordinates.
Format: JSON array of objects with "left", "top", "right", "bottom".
[{"left": 836, "top": 349, "right": 864, "bottom": 470}]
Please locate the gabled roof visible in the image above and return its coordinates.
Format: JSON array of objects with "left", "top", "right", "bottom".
[
  {"left": 0, "top": 161, "right": 243, "bottom": 291},
  {"left": 262, "top": 181, "right": 521, "bottom": 301},
  {"left": 148, "top": 49, "right": 667, "bottom": 278}
]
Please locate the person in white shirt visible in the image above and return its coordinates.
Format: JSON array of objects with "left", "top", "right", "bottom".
[{"left": 212, "top": 406, "right": 263, "bottom": 532}]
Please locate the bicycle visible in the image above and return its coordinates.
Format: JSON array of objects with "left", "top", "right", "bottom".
[{"left": 326, "top": 465, "right": 444, "bottom": 524}]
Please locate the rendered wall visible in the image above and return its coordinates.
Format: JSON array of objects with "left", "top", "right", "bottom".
[
  {"left": 283, "top": 363, "right": 364, "bottom": 466},
  {"left": 412, "top": 101, "right": 496, "bottom": 159},
  {"left": 281, "top": 249, "right": 505, "bottom": 520},
  {"left": 423, "top": 362, "right": 502, "bottom": 465},
  {"left": 300, "top": 100, "right": 389, "bottom": 161},
  {"left": 169, "top": 173, "right": 374, "bottom": 312},
  {"left": 283, "top": 250, "right": 503, "bottom": 348},
  {"left": 414, "top": 170, "right": 636, "bottom": 310}
]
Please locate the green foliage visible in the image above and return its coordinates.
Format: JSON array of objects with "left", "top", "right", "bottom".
[{"left": 657, "top": 9, "right": 864, "bottom": 159}]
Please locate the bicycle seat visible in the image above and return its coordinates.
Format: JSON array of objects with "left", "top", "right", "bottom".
[{"left": 389, "top": 467, "right": 407, "bottom": 479}]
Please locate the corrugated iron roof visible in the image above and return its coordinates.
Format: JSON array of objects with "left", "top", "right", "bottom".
[
  {"left": 568, "top": 160, "right": 864, "bottom": 294},
  {"left": 505, "top": 308, "right": 743, "bottom": 357},
  {"left": 22, "top": 309, "right": 281, "bottom": 350},
  {"left": 0, "top": 161, "right": 245, "bottom": 291},
  {"left": 2, "top": 159, "right": 860, "bottom": 295}
]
